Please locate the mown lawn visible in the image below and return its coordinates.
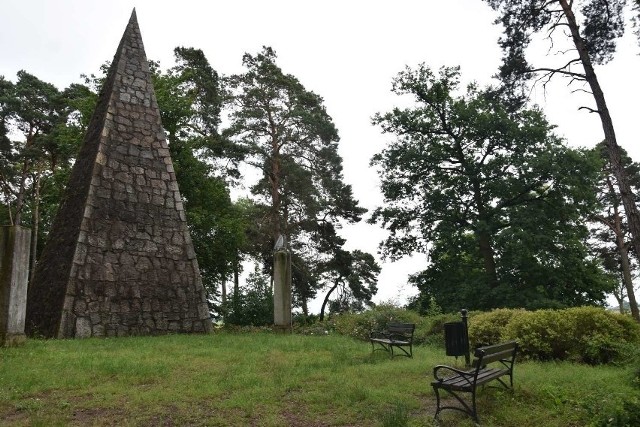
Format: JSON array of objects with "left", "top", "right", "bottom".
[{"left": 0, "top": 332, "right": 638, "bottom": 426}]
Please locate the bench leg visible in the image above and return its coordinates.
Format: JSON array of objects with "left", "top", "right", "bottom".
[
  {"left": 432, "top": 386, "right": 479, "bottom": 423},
  {"left": 471, "top": 388, "right": 478, "bottom": 423},
  {"left": 390, "top": 344, "right": 412, "bottom": 358},
  {"left": 370, "top": 340, "right": 390, "bottom": 356},
  {"left": 433, "top": 385, "right": 442, "bottom": 420}
]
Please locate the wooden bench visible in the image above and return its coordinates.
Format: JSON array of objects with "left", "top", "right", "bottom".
[
  {"left": 431, "top": 340, "right": 518, "bottom": 422},
  {"left": 369, "top": 322, "right": 415, "bottom": 358}
]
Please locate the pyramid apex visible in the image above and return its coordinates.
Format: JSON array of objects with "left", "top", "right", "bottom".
[{"left": 127, "top": 8, "right": 139, "bottom": 29}]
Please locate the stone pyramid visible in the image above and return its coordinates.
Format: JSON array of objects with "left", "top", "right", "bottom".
[{"left": 26, "top": 10, "right": 212, "bottom": 338}]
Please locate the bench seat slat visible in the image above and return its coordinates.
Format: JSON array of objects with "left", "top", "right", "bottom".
[
  {"left": 433, "top": 368, "right": 507, "bottom": 391},
  {"left": 370, "top": 338, "right": 410, "bottom": 345}
]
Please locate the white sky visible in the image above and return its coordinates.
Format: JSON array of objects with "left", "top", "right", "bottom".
[{"left": 1, "top": 0, "right": 639, "bottom": 310}]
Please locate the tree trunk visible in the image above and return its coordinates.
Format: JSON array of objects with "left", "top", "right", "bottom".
[
  {"left": 613, "top": 212, "right": 640, "bottom": 322},
  {"left": 319, "top": 281, "right": 340, "bottom": 321},
  {"left": 233, "top": 264, "right": 240, "bottom": 298},
  {"left": 602, "top": 173, "right": 640, "bottom": 322},
  {"left": 13, "top": 159, "right": 30, "bottom": 226},
  {"left": 29, "top": 173, "right": 41, "bottom": 283},
  {"left": 221, "top": 276, "right": 227, "bottom": 307},
  {"left": 267, "top": 110, "right": 282, "bottom": 243},
  {"left": 471, "top": 177, "right": 499, "bottom": 289},
  {"left": 220, "top": 275, "right": 227, "bottom": 321},
  {"left": 13, "top": 128, "right": 36, "bottom": 226},
  {"left": 269, "top": 159, "right": 281, "bottom": 241},
  {"left": 615, "top": 236, "right": 639, "bottom": 321},
  {"left": 477, "top": 230, "right": 499, "bottom": 289},
  {"left": 559, "top": 0, "right": 640, "bottom": 287}
]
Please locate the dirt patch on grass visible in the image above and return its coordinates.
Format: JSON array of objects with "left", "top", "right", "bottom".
[
  {"left": 0, "top": 408, "right": 30, "bottom": 426},
  {"left": 70, "top": 407, "right": 131, "bottom": 426}
]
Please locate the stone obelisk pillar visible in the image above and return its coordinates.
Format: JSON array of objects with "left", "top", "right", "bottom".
[
  {"left": 0, "top": 226, "right": 31, "bottom": 346},
  {"left": 26, "top": 10, "right": 211, "bottom": 338},
  {"left": 273, "top": 235, "right": 292, "bottom": 332}
]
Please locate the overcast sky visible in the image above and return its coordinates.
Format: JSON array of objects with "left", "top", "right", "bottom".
[{"left": 2, "top": 0, "right": 639, "bottom": 309}]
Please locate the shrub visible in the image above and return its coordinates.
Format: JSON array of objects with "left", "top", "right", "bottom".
[
  {"left": 467, "top": 308, "right": 523, "bottom": 347},
  {"left": 415, "top": 312, "right": 462, "bottom": 347},
  {"left": 502, "top": 309, "right": 571, "bottom": 360},
  {"left": 320, "top": 305, "right": 464, "bottom": 346},
  {"left": 468, "top": 307, "right": 640, "bottom": 364},
  {"left": 224, "top": 271, "right": 273, "bottom": 326},
  {"left": 330, "top": 304, "right": 421, "bottom": 341},
  {"left": 590, "top": 396, "right": 640, "bottom": 427},
  {"left": 568, "top": 307, "right": 628, "bottom": 364}
]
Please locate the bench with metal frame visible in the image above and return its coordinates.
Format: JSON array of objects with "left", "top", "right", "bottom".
[
  {"left": 369, "top": 322, "right": 415, "bottom": 358},
  {"left": 431, "top": 340, "right": 518, "bottom": 423}
]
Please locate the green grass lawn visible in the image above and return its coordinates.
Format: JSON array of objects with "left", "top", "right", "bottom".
[{"left": 1, "top": 332, "right": 638, "bottom": 426}]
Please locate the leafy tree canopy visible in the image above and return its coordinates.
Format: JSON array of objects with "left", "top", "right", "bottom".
[{"left": 371, "top": 64, "right": 612, "bottom": 311}]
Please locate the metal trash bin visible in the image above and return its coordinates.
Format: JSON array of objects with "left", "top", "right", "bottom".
[{"left": 444, "top": 321, "right": 468, "bottom": 357}]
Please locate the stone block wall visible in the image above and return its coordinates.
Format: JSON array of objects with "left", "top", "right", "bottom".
[{"left": 26, "top": 10, "right": 211, "bottom": 338}]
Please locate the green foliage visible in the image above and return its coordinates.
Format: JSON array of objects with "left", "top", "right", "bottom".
[
  {"left": 371, "top": 64, "right": 610, "bottom": 311},
  {"left": 226, "top": 46, "right": 371, "bottom": 311},
  {"left": 502, "top": 309, "right": 573, "bottom": 360},
  {"left": 328, "top": 303, "right": 422, "bottom": 341},
  {"left": 319, "top": 304, "right": 461, "bottom": 347},
  {"left": 468, "top": 307, "right": 640, "bottom": 364},
  {"left": 318, "top": 248, "right": 380, "bottom": 320},
  {"left": 466, "top": 308, "right": 522, "bottom": 348},
  {"left": 485, "top": 3, "right": 640, "bottom": 307},
  {"left": 486, "top": 0, "right": 633, "bottom": 86},
  {"left": 415, "top": 312, "right": 463, "bottom": 347},
  {"left": 225, "top": 269, "right": 273, "bottom": 326},
  {"left": 589, "top": 395, "right": 640, "bottom": 427},
  {"left": 0, "top": 71, "right": 89, "bottom": 227}
]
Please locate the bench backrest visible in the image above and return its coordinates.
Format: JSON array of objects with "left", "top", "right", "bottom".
[
  {"left": 386, "top": 322, "right": 415, "bottom": 340},
  {"left": 472, "top": 340, "right": 518, "bottom": 368}
]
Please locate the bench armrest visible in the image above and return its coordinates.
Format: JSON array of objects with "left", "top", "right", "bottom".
[{"left": 432, "top": 364, "right": 473, "bottom": 382}]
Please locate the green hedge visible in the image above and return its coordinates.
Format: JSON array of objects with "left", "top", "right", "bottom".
[
  {"left": 305, "top": 306, "right": 639, "bottom": 365},
  {"left": 330, "top": 304, "right": 422, "bottom": 341},
  {"left": 468, "top": 307, "right": 640, "bottom": 364},
  {"left": 315, "top": 304, "right": 459, "bottom": 346}
]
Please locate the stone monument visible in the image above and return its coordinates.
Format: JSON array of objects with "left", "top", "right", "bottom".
[
  {"left": 25, "top": 10, "right": 212, "bottom": 338},
  {"left": 0, "top": 226, "right": 31, "bottom": 346},
  {"left": 273, "top": 235, "right": 292, "bottom": 332}
]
